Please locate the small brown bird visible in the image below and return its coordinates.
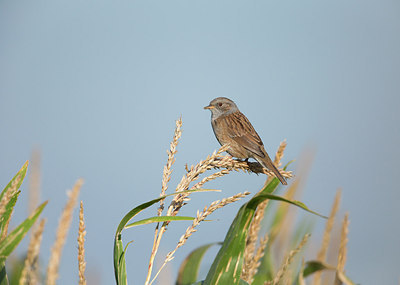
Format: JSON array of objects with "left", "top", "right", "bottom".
[{"left": 204, "top": 97, "right": 287, "bottom": 185}]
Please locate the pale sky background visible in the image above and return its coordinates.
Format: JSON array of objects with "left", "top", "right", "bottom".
[{"left": 1, "top": 1, "right": 399, "bottom": 284}]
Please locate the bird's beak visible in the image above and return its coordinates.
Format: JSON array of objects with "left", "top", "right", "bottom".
[{"left": 204, "top": 105, "right": 214, "bottom": 110}]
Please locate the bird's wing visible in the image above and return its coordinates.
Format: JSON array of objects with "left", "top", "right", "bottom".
[{"left": 221, "top": 111, "right": 265, "bottom": 158}]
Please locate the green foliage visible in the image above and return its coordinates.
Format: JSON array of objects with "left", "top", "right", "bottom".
[
  {"left": 114, "top": 195, "right": 168, "bottom": 285},
  {"left": 302, "top": 260, "right": 335, "bottom": 277},
  {"left": 125, "top": 216, "right": 196, "bottom": 228},
  {"left": 0, "top": 162, "right": 46, "bottom": 285},
  {"left": 7, "top": 256, "right": 25, "bottom": 285},
  {"left": 258, "top": 193, "right": 327, "bottom": 219},
  {"left": 176, "top": 243, "right": 217, "bottom": 285},
  {"left": 203, "top": 178, "right": 281, "bottom": 285},
  {"left": 0, "top": 161, "right": 28, "bottom": 201},
  {"left": 0, "top": 202, "right": 47, "bottom": 259},
  {"left": 114, "top": 175, "right": 338, "bottom": 284},
  {"left": 0, "top": 260, "right": 8, "bottom": 285},
  {"left": 202, "top": 177, "right": 325, "bottom": 285},
  {"left": 0, "top": 161, "right": 28, "bottom": 238},
  {"left": 110, "top": 143, "right": 356, "bottom": 285},
  {"left": 0, "top": 194, "right": 20, "bottom": 241},
  {"left": 114, "top": 189, "right": 217, "bottom": 285}
]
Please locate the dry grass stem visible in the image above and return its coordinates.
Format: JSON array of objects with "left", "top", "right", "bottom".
[
  {"left": 147, "top": 119, "right": 183, "bottom": 285},
  {"left": 298, "top": 259, "right": 306, "bottom": 285},
  {"left": 243, "top": 197, "right": 268, "bottom": 276},
  {"left": 282, "top": 268, "right": 294, "bottom": 285},
  {"left": 313, "top": 189, "right": 341, "bottom": 285},
  {"left": 197, "top": 140, "right": 288, "bottom": 191},
  {"left": 210, "top": 158, "right": 292, "bottom": 179},
  {"left": 19, "top": 219, "right": 46, "bottom": 285},
  {"left": 337, "top": 213, "right": 349, "bottom": 272},
  {"left": 272, "top": 234, "right": 310, "bottom": 285},
  {"left": 270, "top": 179, "right": 299, "bottom": 256},
  {"left": 150, "top": 145, "right": 232, "bottom": 268},
  {"left": 243, "top": 141, "right": 288, "bottom": 279},
  {"left": 29, "top": 149, "right": 41, "bottom": 215},
  {"left": 150, "top": 191, "right": 251, "bottom": 285},
  {"left": 263, "top": 140, "right": 288, "bottom": 189},
  {"left": 274, "top": 139, "right": 287, "bottom": 167},
  {"left": 174, "top": 145, "right": 230, "bottom": 195},
  {"left": 191, "top": 169, "right": 230, "bottom": 190},
  {"left": 317, "top": 189, "right": 341, "bottom": 260},
  {"left": 334, "top": 213, "right": 350, "bottom": 285},
  {"left": 78, "top": 201, "right": 87, "bottom": 285},
  {"left": 243, "top": 234, "right": 269, "bottom": 283},
  {"left": 0, "top": 173, "right": 22, "bottom": 241},
  {"left": 46, "top": 178, "right": 83, "bottom": 285},
  {"left": 159, "top": 118, "right": 182, "bottom": 216},
  {"left": 172, "top": 143, "right": 291, "bottom": 219}
]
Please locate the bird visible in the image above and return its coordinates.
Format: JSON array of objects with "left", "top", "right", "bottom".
[{"left": 204, "top": 97, "right": 287, "bottom": 185}]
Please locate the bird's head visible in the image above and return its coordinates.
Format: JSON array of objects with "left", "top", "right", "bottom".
[{"left": 204, "top": 97, "right": 239, "bottom": 119}]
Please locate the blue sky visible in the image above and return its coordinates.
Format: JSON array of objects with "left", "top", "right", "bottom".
[{"left": 1, "top": 1, "right": 399, "bottom": 284}]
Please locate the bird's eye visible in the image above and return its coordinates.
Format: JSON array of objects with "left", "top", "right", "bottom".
[{"left": 218, "top": 102, "right": 223, "bottom": 107}]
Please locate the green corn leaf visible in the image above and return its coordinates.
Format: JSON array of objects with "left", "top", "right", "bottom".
[
  {"left": 114, "top": 195, "right": 169, "bottom": 285},
  {"left": 204, "top": 179, "right": 280, "bottom": 285},
  {"left": 250, "top": 202, "right": 323, "bottom": 284},
  {"left": 115, "top": 188, "right": 219, "bottom": 236},
  {"left": 303, "top": 260, "right": 335, "bottom": 277},
  {"left": 195, "top": 279, "right": 249, "bottom": 285},
  {"left": 114, "top": 195, "right": 168, "bottom": 285},
  {"left": 0, "top": 161, "right": 28, "bottom": 201},
  {"left": 0, "top": 258, "right": 10, "bottom": 285},
  {"left": 255, "top": 193, "right": 327, "bottom": 219},
  {"left": 114, "top": 188, "right": 218, "bottom": 285},
  {"left": 125, "top": 216, "right": 196, "bottom": 229},
  {"left": 0, "top": 201, "right": 47, "bottom": 259},
  {"left": 114, "top": 238, "right": 127, "bottom": 285},
  {"left": 204, "top": 167, "right": 324, "bottom": 285},
  {"left": 0, "top": 192, "right": 20, "bottom": 237},
  {"left": 176, "top": 243, "right": 218, "bottom": 285},
  {"left": 0, "top": 161, "right": 29, "bottom": 285},
  {"left": 0, "top": 161, "right": 29, "bottom": 237},
  {"left": 0, "top": 259, "right": 8, "bottom": 285}
]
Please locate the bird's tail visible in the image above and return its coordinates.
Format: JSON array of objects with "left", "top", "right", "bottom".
[{"left": 256, "top": 153, "right": 287, "bottom": 185}]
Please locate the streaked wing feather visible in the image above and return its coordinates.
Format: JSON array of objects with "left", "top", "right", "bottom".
[{"left": 222, "top": 112, "right": 265, "bottom": 157}]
